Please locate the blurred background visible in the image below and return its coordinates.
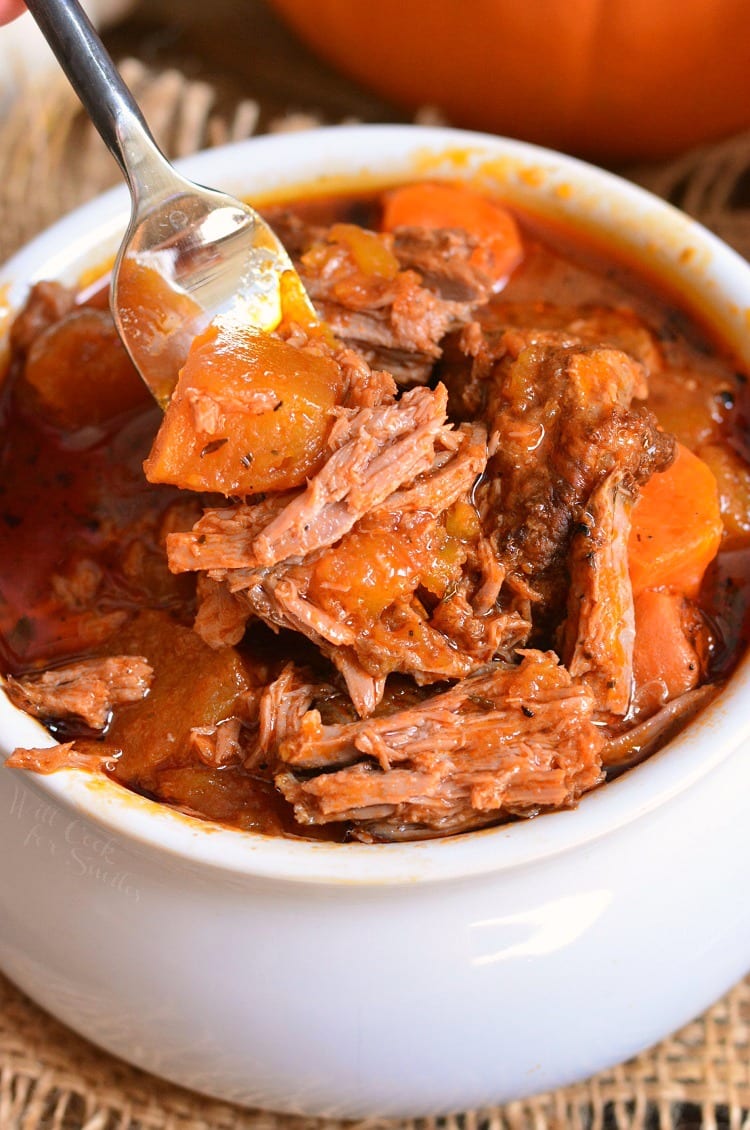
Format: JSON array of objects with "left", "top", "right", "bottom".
[
  {"left": 102, "top": 0, "right": 406, "bottom": 135},
  {"left": 3, "top": 0, "right": 750, "bottom": 164},
  {"left": 99, "top": 0, "right": 750, "bottom": 162},
  {"left": 0, "top": 0, "right": 408, "bottom": 133}
]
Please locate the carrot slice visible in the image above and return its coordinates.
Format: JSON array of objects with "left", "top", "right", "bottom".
[
  {"left": 632, "top": 589, "right": 704, "bottom": 716},
  {"left": 381, "top": 182, "right": 523, "bottom": 286},
  {"left": 628, "top": 443, "right": 722, "bottom": 598}
]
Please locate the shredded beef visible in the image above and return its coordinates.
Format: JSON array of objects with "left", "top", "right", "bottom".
[
  {"left": 193, "top": 575, "right": 251, "bottom": 649},
  {"left": 560, "top": 471, "right": 636, "bottom": 715},
  {"left": 168, "top": 407, "right": 527, "bottom": 716},
  {"left": 255, "top": 384, "right": 453, "bottom": 566},
  {"left": 275, "top": 651, "right": 604, "bottom": 839},
  {"left": 246, "top": 664, "right": 320, "bottom": 768},
  {"left": 168, "top": 384, "right": 454, "bottom": 574},
  {"left": 378, "top": 421, "right": 487, "bottom": 516},
  {"left": 50, "top": 558, "right": 103, "bottom": 610},
  {"left": 328, "top": 656, "right": 386, "bottom": 719},
  {"left": 5, "top": 740, "right": 110, "bottom": 775},
  {"left": 5, "top": 656, "right": 153, "bottom": 730},
  {"left": 187, "top": 717, "right": 243, "bottom": 768},
  {"left": 227, "top": 565, "right": 524, "bottom": 715},
  {"left": 168, "top": 493, "right": 292, "bottom": 576},
  {"left": 273, "top": 213, "right": 492, "bottom": 384}
]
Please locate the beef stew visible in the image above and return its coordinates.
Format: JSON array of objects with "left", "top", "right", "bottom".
[{"left": 2, "top": 181, "right": 747, "bottom": 842}]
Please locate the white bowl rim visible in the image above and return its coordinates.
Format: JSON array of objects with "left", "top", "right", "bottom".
[{"left": 2, "top": 122, "right": 750, "bottom": 887}]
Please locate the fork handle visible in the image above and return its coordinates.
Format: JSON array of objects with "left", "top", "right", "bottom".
[{"left": 24, "top": 0, "right": 176, "bottom": 203}]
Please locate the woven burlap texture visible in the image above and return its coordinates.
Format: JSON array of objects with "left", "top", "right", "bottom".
[
  {"left": 2, "top": 68, "right": 750, "bottom": 1130},
  {"left": 0, "top": 59, "right": 264, "bottom": 264}
]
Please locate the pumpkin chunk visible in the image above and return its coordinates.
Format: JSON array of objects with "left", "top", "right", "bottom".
[
  {"left": 144, "top": 322, "right": 345, "bottom": 495},
  {"left": 106, "top": 610, "right": 254, "bottom": 791}
]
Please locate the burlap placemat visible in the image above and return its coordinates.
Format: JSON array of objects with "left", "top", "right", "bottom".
[{"left": 2, "top": 67, "right": 750, "bottom": 1129}]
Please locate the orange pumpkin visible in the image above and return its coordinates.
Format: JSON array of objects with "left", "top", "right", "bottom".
[{"left": 270, "top": 0, "right": 750, "bottom": 161}]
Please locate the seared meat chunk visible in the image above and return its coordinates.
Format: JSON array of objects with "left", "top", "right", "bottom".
[
  {"left": 391, "top": 227, "right": 493, "bottom": 303},
  {"left": 274, "top": 212, "right": 492, "bottom": 302},
  {"left": 451, "top": 329, "right": 674, "bottom": 622},
  {"left": 10, "top": 280, "right": 76, "bottom": 356},
  {"left": 471, "top": 301, "right": 664, "bottom": 380}
]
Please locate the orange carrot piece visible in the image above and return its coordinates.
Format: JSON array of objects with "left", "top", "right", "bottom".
[
  {"left": 632, "top": 589, "right": 703, "bottom": 716},
  {"left": 381, "top": 182, "right": 523, "bottom": 285},
  {"left": 628, "top": 443, "right": 722, "bottom": 598}
]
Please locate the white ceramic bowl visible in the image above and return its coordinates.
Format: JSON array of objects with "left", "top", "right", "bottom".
[{"left": 1, "top": 126, "right": 750, "bottom": 1119}]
